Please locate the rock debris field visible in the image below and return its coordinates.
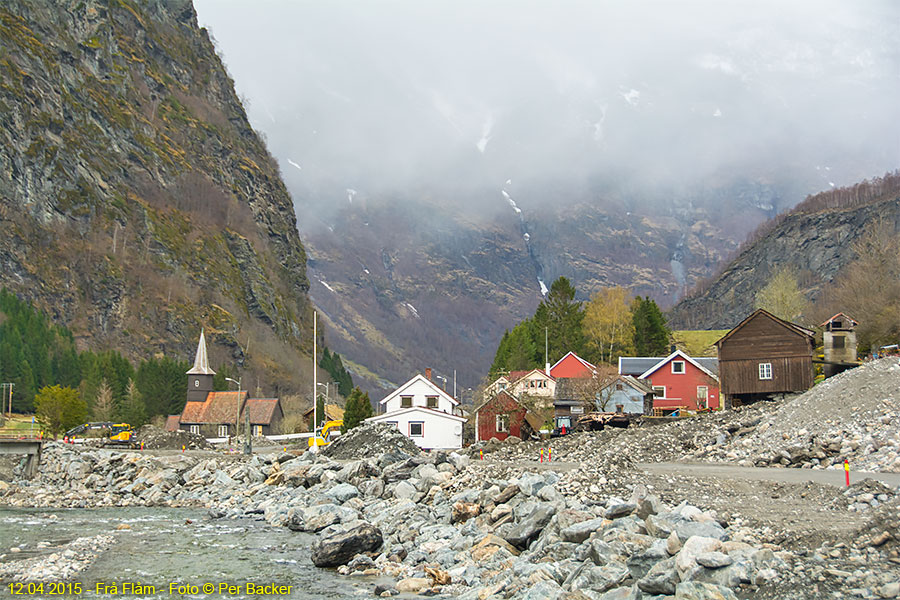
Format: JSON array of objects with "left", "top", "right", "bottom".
[{"left": 0, "top": 357, "right": 899, "bottom": 599}]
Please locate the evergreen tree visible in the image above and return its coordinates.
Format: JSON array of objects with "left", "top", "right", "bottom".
[
  {"left": 341, "top": 387, "right": 373, "bottom": 432},
  {"left": 319, "top": 347, "right": 353, "bottom": 398},
  {"left": 631, "top": 296, "right": 671, "bottom": 355},
  {"left": 120, "top": 379, "right": 147, "bottom": 427},
  {"left": 534, "top": 276, "right": 585, "bottom": 363},
  {"left": 136, "top": 356, "right": 189, "bottom": 417}
]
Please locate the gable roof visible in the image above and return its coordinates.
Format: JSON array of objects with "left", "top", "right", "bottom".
[
  {"left": 821, "top": 312, "right": 858, "bottom": 328},
  {"left": 242, "top": 398, "right": 280, "bottom": 425},
  {"left": 549, "top": 352, "right": 597, "bottom": 376},
  {"left": 601, "top": 375, "right": 654, "bottom": 395},
  {"left": 180, "top": 390, "right": 246, "bottom": 424},
  {"left": 509, "top": 368, "right": 555, "bottom": 384},
  {"left": 474, "top": 389, "right": 524, "bottom": 414},
  {"left": 619, "top": 356, "right": 718, "bottom": 376},
  {"left": 637, "top": 350, "right": 719, "bottom": 381},
  {"left": 186, "top": 329, "right": 216, "bottom": 376},
  {"left": 715, "top": 309, "right": 815, "bottom": 347},
  {"left": 165, "top": 415, "right": 181, "bottom": 432},
  {"left": 303, "top": 403, "right": 345, "bottom": 422},
  {"left": 379, "top": 373, "right": 459, "bottom": 406}
]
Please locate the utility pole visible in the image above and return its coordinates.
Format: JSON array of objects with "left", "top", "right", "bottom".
[
  {"left": 312, "top": 310, "right": 318, "bottom": 453},
  {"left": 1, "top": 383, "right": 13, "bottom": 418}
]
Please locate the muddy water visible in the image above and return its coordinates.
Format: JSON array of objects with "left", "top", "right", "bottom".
[{"left": 0, "top": 508, "right": 372, "bottom": 599}]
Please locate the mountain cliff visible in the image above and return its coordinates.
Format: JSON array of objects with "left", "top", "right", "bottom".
[
  {"left": 0, "top": 0, "right": 313, "bottom": 393},
  {"left": 668, "top": 174, "right": 900, "bottom": 330},
  {"left": 306, "top": 189, "right": 740, "bottom": 393}
]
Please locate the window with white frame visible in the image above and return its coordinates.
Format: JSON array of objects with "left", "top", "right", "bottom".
[
  {"left": 571, "top": 405, "right": 584, "bottom": 414},
  {"left": 671, "top": 361, "right": 685, "bottom": 374},
  {"left": 496, "top": 414, "right": 509, "bottom": 433},
  {"left": 652, "top": 386, "right": 665, "bottom": 398},
  {"left": 409, "top": 422, "right": 424, "bottom": 437},
  {"left": 189, "top": 425, "right": 200, "bottom": 435},
  {"left": 218, "top": 425, "right": 228, "bottom": 437},
  {"left": 758, "top": 363, "right": 773, "bottom": 380}
]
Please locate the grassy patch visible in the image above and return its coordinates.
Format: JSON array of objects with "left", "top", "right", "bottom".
[{"left": 672, "top": 330, "right": 729, "bottom": 357}]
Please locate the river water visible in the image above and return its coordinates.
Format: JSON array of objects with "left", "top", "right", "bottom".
[{"left": 0, "top": 507, "right": 373, "bottom": 599}]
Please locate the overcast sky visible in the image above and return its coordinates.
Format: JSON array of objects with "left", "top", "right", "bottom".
[{"left": 194, "top": 1, "right": 900, "bottom": 217}]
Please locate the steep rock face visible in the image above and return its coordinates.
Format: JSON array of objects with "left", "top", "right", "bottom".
[
  {"left": 0, "top": 0, "right": 312, "bottom": 390},
  {"left": 307, "top": 196, "right": 736, "bottom": 393},
  {"left": 668, "top": 196, "right": 900, "bottom": 330}
]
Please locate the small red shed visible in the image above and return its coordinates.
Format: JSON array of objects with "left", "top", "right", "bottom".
[
  {"left": 638, "top": 350, "right": 720, "bottom": 412},
  {"left": 475, "top": 390, "right": 530, "bottom": 442}
]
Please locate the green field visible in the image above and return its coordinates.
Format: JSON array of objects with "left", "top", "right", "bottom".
[
  {"left": 0, "top": 413, "right": 38, "bottom": 432},
  {"left": 672, "top": 330, "right": 729, "bottom": 357}
]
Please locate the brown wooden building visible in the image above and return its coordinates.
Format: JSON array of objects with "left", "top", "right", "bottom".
[{"left": 715, "top": 309, "right": 815, "bottom": 408}]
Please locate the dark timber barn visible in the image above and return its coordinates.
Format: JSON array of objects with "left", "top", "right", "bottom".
[{"left": 715, "top": 309, "right": 815, "bottom": 408}]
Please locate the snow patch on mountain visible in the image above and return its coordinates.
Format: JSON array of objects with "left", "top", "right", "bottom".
[
  {"left": 287, "top": 158, "right": 302, "bottom": 171},
  {"left": 501, "top": 190, "right": 521, "bottom": 214}
]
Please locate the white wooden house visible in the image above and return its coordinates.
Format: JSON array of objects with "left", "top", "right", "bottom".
[{"left": 366, "top": 370, "right": 467, "bottom": 449}]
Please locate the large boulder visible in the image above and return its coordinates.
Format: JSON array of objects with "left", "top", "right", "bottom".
[
  {"left": 310, "top": 523, "right": 383, "bottom": 567},
  {"left": 503, "top": 504, "right": 556, "bottom": 549}
]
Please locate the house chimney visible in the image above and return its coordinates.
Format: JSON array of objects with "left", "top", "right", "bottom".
[
  {"left": 425, "top": 367, "right": 432, "bottom": 381},
  {"left": 545, "top": 362, "right": 551, "bottom": 376}
]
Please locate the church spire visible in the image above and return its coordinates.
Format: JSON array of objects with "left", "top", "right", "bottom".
[{"left": 186, "top": 329, "right": 216, "bottom": 375}]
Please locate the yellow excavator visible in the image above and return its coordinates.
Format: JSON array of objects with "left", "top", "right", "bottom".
[
  {"left": 308, "top": 420, "right": 343, "bottom": 447},
  {"left": 64, "top": 422, "right": 136, "bottom": 446}
]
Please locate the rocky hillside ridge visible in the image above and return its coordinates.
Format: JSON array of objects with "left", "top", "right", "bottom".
[
  {"left": 308, "top": 194, "right": 738, "bottom": 393},
  {"left": 669, "top": 178, "right": 900, "bottom": 329},
  {"left": 0, "top": 0, "right": 313, "bottom": 390}
]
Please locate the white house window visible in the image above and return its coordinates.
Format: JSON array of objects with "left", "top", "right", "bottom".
[
  {"left": 571, "top": 405, "right": 584, "bottom": 414},
  {"left": 498, "top": 383, "right": 507, "bottom": 390},
  {"left": 218, "top": 425, "right": 228, "bottom": 437},
  {"left": 758, "top": 363, "right": 773, "bottom": 380},
  {"left": 409, "top": 422, "right": 424, "bottom": 437},
  {"left": 426, "top": 396, "right": 438, "bottom": 408},
  {"left": 400, "top": 396, "right": 413, "bottom": 408},
  {"left": 652, "top": 386, "right": 665, "bottom": 398},
  {"left": 697, "top": 386, "right": 708, "bottom": 409},
  {"left": 496, "top": 414, "right": 509, "bottom": 433},
  {"left": 672, "top": 361, "right": 685, "bottom": 374},
  {"left": 189, "top": 425, "right": 200, "bottom": 435},
  {"left": 253, "top": 425, "right": 263, "bottom": 436}
]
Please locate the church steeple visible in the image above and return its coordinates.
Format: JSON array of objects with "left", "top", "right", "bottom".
[{"left": 186, "top": 329, "right": 215, "bottom": 402}]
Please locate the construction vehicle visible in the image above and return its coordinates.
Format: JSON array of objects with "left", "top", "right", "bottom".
[
  {"left": 64, "top": 422, "right": 136, "bottom": 446},
  {"left": 308, "top": 419, "right": 343, "bottom": 447}
]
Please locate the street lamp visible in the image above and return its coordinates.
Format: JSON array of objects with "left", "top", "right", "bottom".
[{"left": 225, "top": 376, "right": 242, "bottom": 440}]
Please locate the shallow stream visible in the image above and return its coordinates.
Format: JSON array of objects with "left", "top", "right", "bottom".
[{"left": 0, "top": 507, "right": 371, "bottom": 599}]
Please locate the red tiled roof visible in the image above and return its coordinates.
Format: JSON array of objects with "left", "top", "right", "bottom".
[
  {"left": 180, "top": 391, "right": 247, "bottom": 425},
  {"left": 242, "top": 398, "right": 279, "bottom": 425},
  {"left": 165, "top": 415, "right": 181, "bottom": 432}
]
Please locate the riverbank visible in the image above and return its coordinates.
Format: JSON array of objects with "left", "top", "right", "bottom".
[{"left": 3, "top": 423, "right": 900, "bottom": 599}]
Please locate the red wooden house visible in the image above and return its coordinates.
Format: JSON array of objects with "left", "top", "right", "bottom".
[
  {"left": 638, "top": 350, "right": 720, "bottom": 412},
  {"left": 549, "top": 352, "right": 597, "bottom": 378},
  {"left": 474, "top": 390, "right": 540, "bottom": 442}
]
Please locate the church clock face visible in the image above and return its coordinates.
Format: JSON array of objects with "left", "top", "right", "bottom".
[{"left": 194, "top": 379, "right": 199, "bottom": 387}]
